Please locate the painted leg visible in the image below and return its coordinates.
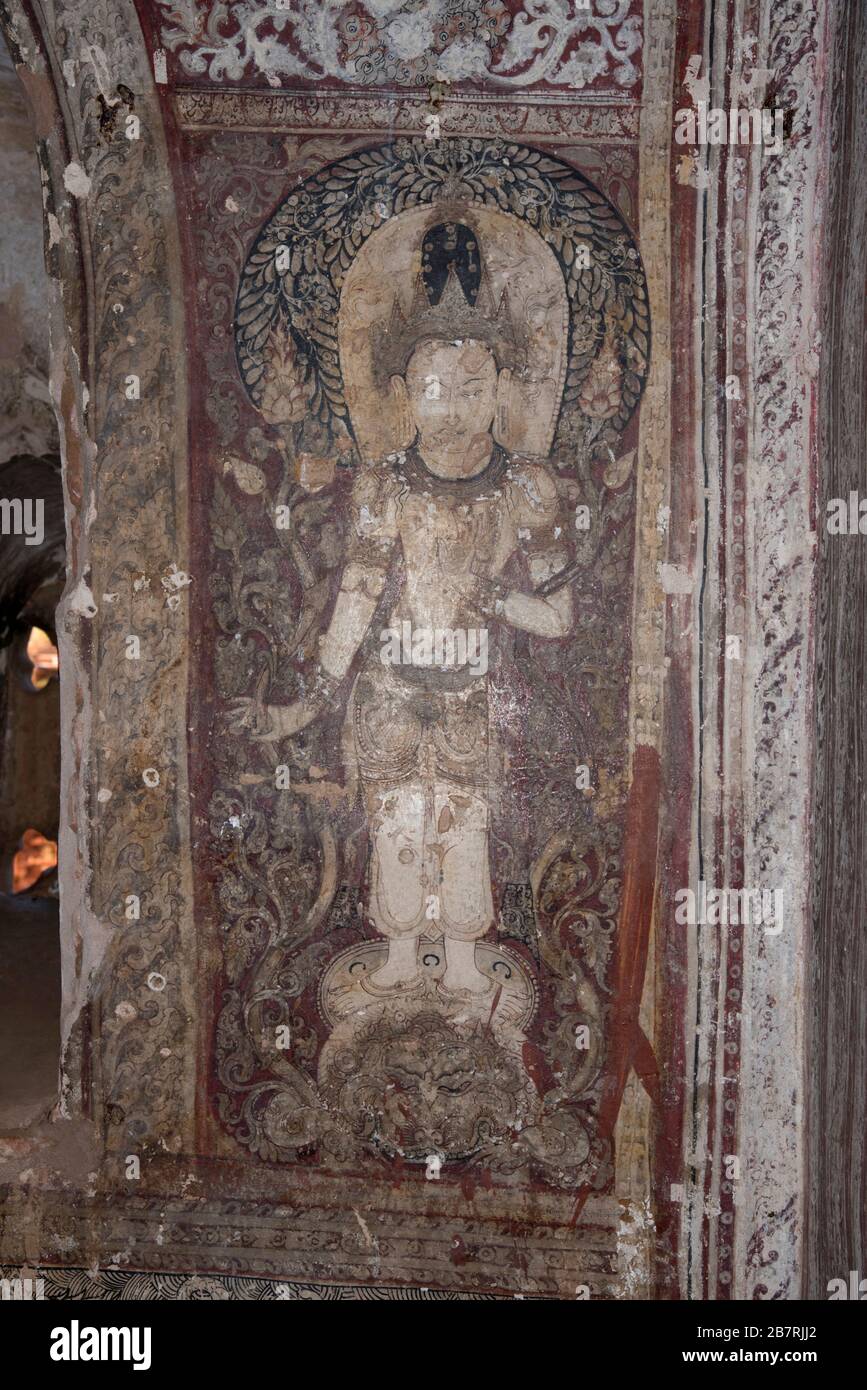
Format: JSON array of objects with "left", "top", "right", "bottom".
[
  {"left": 440, "top": 936, "right": 492, "bottom": 995},
  {"left": 435, "top": 785, "right": 494, "bottom": 996},
  {"left": 364, "top": 783, "right": 427, "bottom": 993},
  {"left": 366, "top": 934, "right": 422, "bottom": 991}
]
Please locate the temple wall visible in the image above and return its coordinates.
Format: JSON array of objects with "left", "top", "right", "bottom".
[{"left": 0, "top": 0, "right": 853, "bottom": 1301}]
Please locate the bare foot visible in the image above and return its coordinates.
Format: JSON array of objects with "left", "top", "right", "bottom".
[
  {"left": 439, "top": 939, "right": 493, "bottom": 996},
  {"left": 439, "top": 969, "right": 493, "bottom": 996},
  {"left": 363, "top": 939, "right": 423, "bottom": 995}
]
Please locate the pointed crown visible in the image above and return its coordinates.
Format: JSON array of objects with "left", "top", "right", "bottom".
[{"left": 374, "top": 222, "right": 523, "bottom": 380}]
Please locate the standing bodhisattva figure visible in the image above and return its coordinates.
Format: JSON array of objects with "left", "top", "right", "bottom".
[{"left": 231, "top": 225, "right": 574, "bottom": 1000}]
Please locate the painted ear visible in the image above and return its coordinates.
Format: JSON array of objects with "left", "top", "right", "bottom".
[
  {"left": 389, "top": 374, "right": 415, "bottom": 450},
  {"left": 494, "top": 367, "right": 514, "bottom": 449}
]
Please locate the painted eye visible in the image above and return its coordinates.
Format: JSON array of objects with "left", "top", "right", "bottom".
[{"left": 437, "top": 1079, "right": 472, "bottom": 1096}]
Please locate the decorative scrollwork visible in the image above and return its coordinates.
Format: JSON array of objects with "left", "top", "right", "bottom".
[
  {"left": 156, "top": 1, "right": 642, "bottom": 91},
  {"left": 235, "top": 137, "right": 649, "bottom": 453}
]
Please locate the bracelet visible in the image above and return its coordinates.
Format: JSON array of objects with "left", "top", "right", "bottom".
[
  {"left": 476, "top": 578, "right": 510, "bottom": 620},
  {"left": 311, "top": 664, "right": 342, "bottom": 707}
]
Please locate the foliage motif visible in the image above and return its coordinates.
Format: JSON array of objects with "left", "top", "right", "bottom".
[
  {"left": 235, "top": 137, "right": 649, "bottom": 454},
  {"left": 156, "top": 1, "right": 642, "bottom": 90}
]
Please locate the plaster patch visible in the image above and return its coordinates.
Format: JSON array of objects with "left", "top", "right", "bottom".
[
  {"left": 659, "top": 562, "right": 694, "bottom": 594},
  {"left": 66, "top": 579, "right": 97, "bottom": 618},
  {"left": 682, "top": 53, "right": 710, "bottom": 106},
  {"left": 63, "top": 161, "right": 91, "bottom": 198},
  {"left": 80, "top": 43, "right": 114, "bottom": 105},
  {"left": 161, "top": 563, "right": 192, "bottom": 593}
]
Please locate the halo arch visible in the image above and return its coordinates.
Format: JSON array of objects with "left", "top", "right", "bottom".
[
  {"left": 235, "top": 138, "right": 650, "bottom": 458},
  {"left": 337, "top": 200, "right": 569, "bottom": 460}
]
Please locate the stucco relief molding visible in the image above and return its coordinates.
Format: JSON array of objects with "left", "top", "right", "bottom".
[
  {"left": 0, "top": 1262, "right": 502, "bottom": 1299},
  {"left": 0, "top": 1189, "right": 621, "bottom": 1296},
  {"left": 172, "top": 87, "right": 640, "bottom": 141},
  {"left": 629, "top": 0, "right": 674, "bottom": 758},
  {"left": 732, "top": 0, "right": 828, "bottom": 1301},
  {"left": 155, "top": 0, "right": 643, "bottom": 92},
  {"left": 4, "top": 0, "right": 196, "bottom": 1154}
]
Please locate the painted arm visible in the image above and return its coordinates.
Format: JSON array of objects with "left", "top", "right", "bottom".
[
  {"left": 486, "top": 550, "right": 574, "bottom": 639},
  {"left": 489, "top": 463, "right": 575, "bottom": 639},
  {"left": 317, "top": 559, "right": 388, "bottom": 680},
  {"left": 228, "top": 464, "right": 398, "bottom": 741},
  {"left": 228, "top": 559, "right": 388, "bottom": 740},
  {"left": 502, "top": 577, "right": 573, "bottom": 639}
]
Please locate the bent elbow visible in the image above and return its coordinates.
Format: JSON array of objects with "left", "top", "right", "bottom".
[
  {"left": 343, "top": 559, "right": 387, "bottom": 599},
  {"left": 551, "top": 589, "right": 574, "bottom": 637}
]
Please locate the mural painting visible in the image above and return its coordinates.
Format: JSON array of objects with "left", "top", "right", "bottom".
[{"left": 201, "top": 139, "right": 652, "bottom": 1191}]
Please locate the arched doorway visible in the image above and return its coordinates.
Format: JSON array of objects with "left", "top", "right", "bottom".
[{"left": 0, "top": 35, "right": 64, "bottom": 1131}]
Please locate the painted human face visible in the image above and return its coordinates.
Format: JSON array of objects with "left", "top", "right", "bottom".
[{"left": 403, "top": 339, "right": 498, "bottom": 477}]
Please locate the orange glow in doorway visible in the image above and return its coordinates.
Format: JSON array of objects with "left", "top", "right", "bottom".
[
  {"left": 12, "top": 828, "right": 58, "bottom": 893},
  {"left": 26, "top": 626, "right": 59, "bottom": 690}
]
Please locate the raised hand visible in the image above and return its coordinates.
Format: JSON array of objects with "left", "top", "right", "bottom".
[{"left": 226, "top": 696, "right": 318, "bottom": 741}]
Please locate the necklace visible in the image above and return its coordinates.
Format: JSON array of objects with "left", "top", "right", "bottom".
[{"left": 398, "top": 443, "right": 510, "bottom": 500}]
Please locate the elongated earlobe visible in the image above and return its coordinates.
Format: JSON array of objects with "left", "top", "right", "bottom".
[
  {"left": 390, "top": 375, "right": 415, "bottom": 450},
  {"left": 494, "top": 368, "right": 513, "bottom": 449}
]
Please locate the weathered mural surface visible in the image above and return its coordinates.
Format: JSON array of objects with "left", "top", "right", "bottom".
[
  {"left": 198, "top": 137, "right": 650, "bottom": 1190},
  {"left": 0, "top": 0, "right": 825, "bottom": 1303},
  {"left": 154, "top": 0, "right": 644, "bottom": 90}
]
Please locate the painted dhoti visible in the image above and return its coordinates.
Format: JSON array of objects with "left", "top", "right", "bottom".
[{"left": 351, "top": 659, "right": 493, "bottom": 943}]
